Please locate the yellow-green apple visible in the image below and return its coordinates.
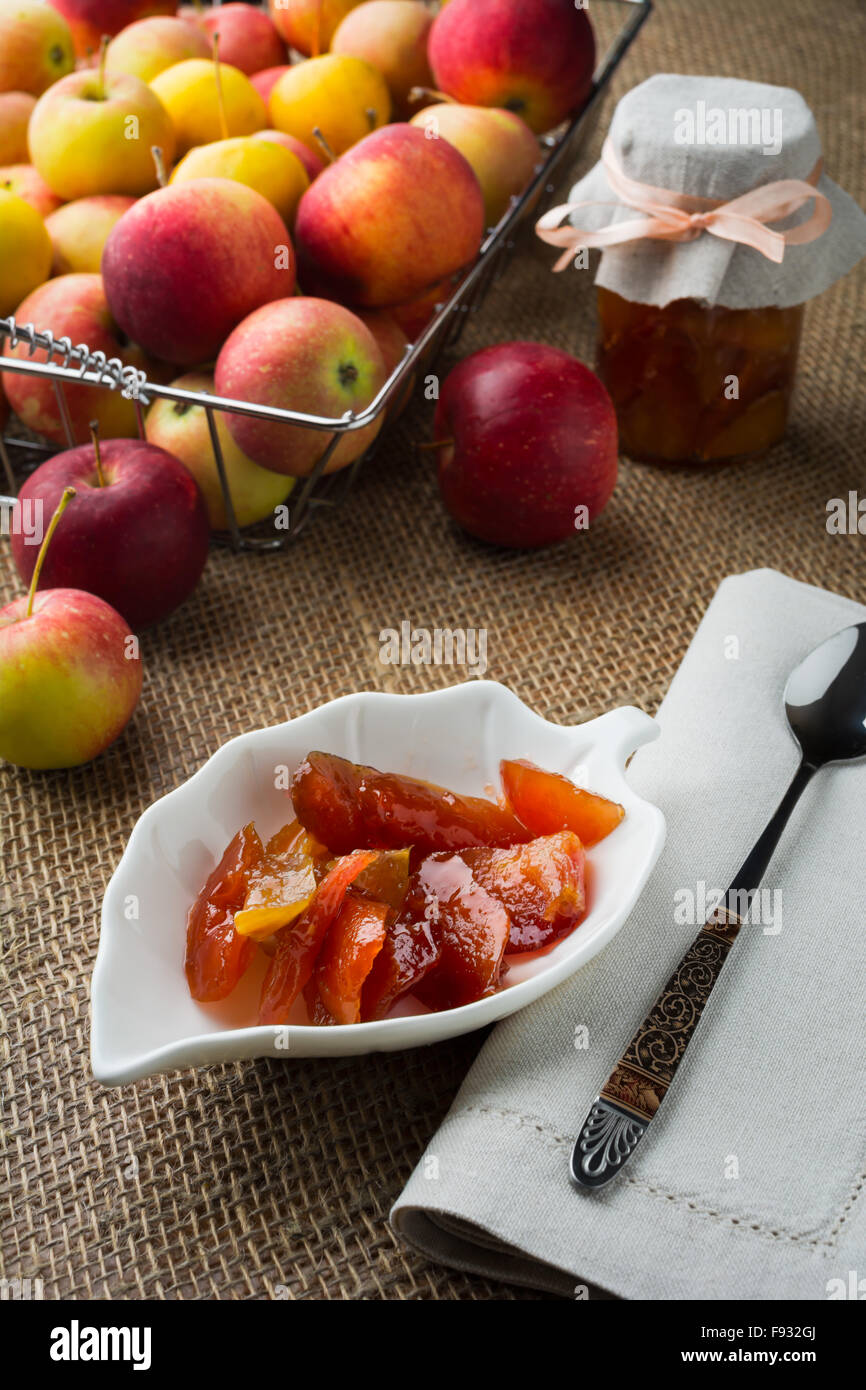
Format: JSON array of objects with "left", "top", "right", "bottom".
[
  {"left": 145, "top": 371, "right": 295, "bottom": 529},
  {"left": 102, "top": 178, "right": 294, "bottom": 366},
  {"left": 0, "top": 187, "right": 52, "bottom": 314},
  {"left": 12, "top": 437, "right": 210, "bottom": 628},
  {"left": 252, "top": 127, "right": 324, "bottom": 182},
  {"left": 2, "top": 273, "right": 159, "bottom": 442},
  {"left": 428, "top": 0, "right": 595, "bottom": 135},
  {"left": 46, "top": 0, "right": 176, "bottom": 58},
  {"left": 355, "top": 309, "right": 412, "bottom": 418},
  {"left": 268, "top": 0, "right": 363, "bottom": 57},
  {"left": 410, "top": 103, "right": 539, "bottom": 226},
  {"left": 150, "top": 57, "right": 266, "bottom": 157},
  {"left": 0, "top": 0, "right": 75, "bottom": 95},
  {"left": 214, "top": 297, "right": 387, "bottom": 476},
  {"left": 332, "top": 0, "right": 434, "bottom": 120},
  {"left": 199, "top": 3, "right": 287, "bottom": 76},
  {"left": 433, "top": 342, "right": 618, "bottom": 548},
  {"left": 44, "top": 193, "right": 135, "bottom": 273},
  {"left": 105, "top": 15, "right": 209, "bottom": 83},
  {"left": 170, "top": 134, "right": 308, "bottom": 228},
  {"left": 294, "top": 124, "right": 484, "bottom": 307},
  {"left": 28, "top": 67, "right": 176, "bottom": 199},
  {"left": 0, "top": 163, "right": 63, "bottom": 216},
  {"left": 0, "top": 91, "right": 37, "bottom": 163},
  {"left": 268, "top": 54, "right": 390, "bottom": 158},
  {"left": 250, "top": 63, "right": 290, "bottom": 107}
]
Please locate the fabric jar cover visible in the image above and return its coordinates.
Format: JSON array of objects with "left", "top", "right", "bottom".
[{"left": 542, "top": 74, "right": 866, "bottom": 309}]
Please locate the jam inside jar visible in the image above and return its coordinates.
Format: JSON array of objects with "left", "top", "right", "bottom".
[{"left": 596, "top": 288, "right": 805, "bottom": 464}]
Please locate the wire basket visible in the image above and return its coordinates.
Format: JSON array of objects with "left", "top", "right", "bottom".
[{"left": 0, "top": 0, "right": 650, "bottom": 551}]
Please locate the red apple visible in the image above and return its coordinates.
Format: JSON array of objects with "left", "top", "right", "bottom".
[
  {"left": 252, "top": 127, "right": 324, "bottom": 182},
  {"left": 250, "top": 64, "right": 292, "bottom": 107},
  {"left": 214, "top": 296, "right": 387, "bottom": 476},
  {"left": 101, "top": 178, "right": 294, "bottom": 366},
  {"left": 47, "top": 1, "right": 176, "bottom": 58},
  {"left": 294, "top": 124, "right": 484, "bottom": 308},
  {"left": 0, "top": 487, "right": 142, "bottom": 769},
  {"left": 12, "top": 438, "right": 210, "bottom": 628},
  {"left": 2, "top": 273, "right": 163, "bottom": 446},
  {"left": 0, "top": 163, "right": 63, "bottom": 217},
  {"left": 199, "top": 3, "right": 287, "bottom": 76},
  {"left": 428, "top": 0, "right": 595, "bottom": 135},
  {"left": 433, "top": 343, "right": 618, "bottom": 548}
]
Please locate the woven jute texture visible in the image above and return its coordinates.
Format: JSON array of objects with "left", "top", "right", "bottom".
[{"left": 1, "top": 0, "right": 864, "bottom": 1301}]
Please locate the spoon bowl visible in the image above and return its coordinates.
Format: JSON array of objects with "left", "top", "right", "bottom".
[{"left": 785, "top": 621, "right": 866, "bottom": 766}]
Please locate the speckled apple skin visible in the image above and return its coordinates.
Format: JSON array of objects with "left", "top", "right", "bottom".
[
  {"left": 294, "top": 124, "right": 485, "bottom": 307},
  {"left": 102, "top": 179, "right": 294, "bottom": 366},
  {"left": 434, "top": 342, "right": 619, "bottom": 549},
  {"left": 215, "top": 296, "right": 388, "bottom": 476},
  {"left": 0, "top": 587, "right": 142, "bottom": 769},
  {"left": 11, "top": 440, "right": 210, "bottom": 629},
  {"left": 428, "top": 0, "right": 595, "bottom": 135}
]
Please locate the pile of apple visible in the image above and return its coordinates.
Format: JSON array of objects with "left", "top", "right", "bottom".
[{"left": 0, "top": 0, "right": 616, "bottom": 772}]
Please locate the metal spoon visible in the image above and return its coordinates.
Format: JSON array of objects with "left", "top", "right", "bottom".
[{"left": 571, "top": 621, "right": 866, "bottom": 1189}]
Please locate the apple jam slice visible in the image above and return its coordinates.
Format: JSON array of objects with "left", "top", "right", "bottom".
[
  {"left": 410, "top": 855, "right": 512, "bottom": 1011},
  {"left": 234, "top": 819, "right": 328, "bottom": 941},
  {"left": 312, "top": 891, "right": 391, "bottom": 1025},
  {"left": 292, "top": 750, "right": 530, "bottom": 856},
  {"left": 259, "top": 848, "right": 376, "bottom": 1025},
  {"left": 461, "top": 831, "right": 586, "bottom": 953},
  {"left": 501, "top": 758, "right": 624, "bottom": 847},
  {"left": 185, "top": 822, "right": 264, "bottom": 1002}
]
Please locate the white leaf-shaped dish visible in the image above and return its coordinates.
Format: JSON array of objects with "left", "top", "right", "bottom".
[{"left": 90, "top": 682, "right": 665, "bottom": 1084}]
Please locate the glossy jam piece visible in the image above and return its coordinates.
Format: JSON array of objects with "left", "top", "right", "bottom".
[
  {"left": 259, "top": 848, "right": 376, "bottom": 1024},
  {"left": 313, "top": 890, "right": 390, "bottom": 1024},
  {"left": 410, "top": 854, "right": 511, "bottom": 1012},
  {"left": 596, "top": 288, "right": 804, "bottom": 464},
  {"left": 352, "top": 847, "right": 411, "bottom": 910},
  {"left": 234, "top": 819, "right": 327, "bottom": 941},
  {"left": 292, "top": 751, "right": 529, "bottom": 855},
  {"left": 360, "top": 887, "right": 440, "bottom": 1021},
  {"left": 185, "top": 823, "right": 264, "bottom": 1002},
  {"left": 501, "top": 759, "right": 624, "bottom": 847},
  {"left": 462, "top": 831, "right": 586, "bottom": 952}
]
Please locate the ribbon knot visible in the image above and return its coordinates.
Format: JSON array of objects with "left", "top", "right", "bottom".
[{"left": 536, "top": 137, "right": 832, "bottom": 272}]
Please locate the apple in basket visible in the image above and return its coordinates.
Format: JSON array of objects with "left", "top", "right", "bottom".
[
  {"left": 104, "top": 16, "right": 210, "bottom": 84},
  {"left": 294, "top": 123, "right": 484, "bottom": 307},
  {"left": 331, "top": 0, "right": 435, "bottom": 121},
  {"left": 0, "top": 488, "right": 142, "bottom": 770},
  {"left": 197, "top": 2, "right": 288, "bottom": 77},
  {"left": 11, "top": 433, "right": 210, "bottom": 629},
  {"left": 0, "top": 0, "right": 74, "bottom": 96},
  {"left": 46, "top": 0, "right": 176, "bottom": 58},
  {"left": 428, "top": 0, "right": 596, "bottom": 135},
  {"left": 410, "top": 103, "right": 540, "bottom": 228},
  {"left": 431, "top": 342, "right": 619, "bottom": 548}
]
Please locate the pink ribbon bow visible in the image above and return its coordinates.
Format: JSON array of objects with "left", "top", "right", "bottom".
[{"left": 536, "top": 137, "right": 832, "bottom": 271}]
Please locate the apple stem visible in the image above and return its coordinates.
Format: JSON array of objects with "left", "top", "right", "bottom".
[
  {"left": 25, "top": 486, "right": 76, "bottom": 620},
  {"left": 97, "top": 34, "right": 109, "bottom": 97},
  {"left": 151, "top": 145, "right": 168, "bottom": 188},
  {"left": 311, "top": 126, "right": 336, "bottom": 163},
  {"left": 409, "top": 86, "right": 459, "bottom": 106},
  {"left": 89, "top": 420, "right": 106, "bottom": 488},
  {"left": 416, "top": 438, "right": 454, "bottom": 452},
  {"left": 212, "top": 34, "right": 229, "bottom": 141}
]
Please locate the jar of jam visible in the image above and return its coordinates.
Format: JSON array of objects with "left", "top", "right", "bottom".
[
  {"left": 595, "top": 289, "right": 805, "bottom": 464},
  {"left": 536, "top": 74, "right": 866, "bottom": 466}
]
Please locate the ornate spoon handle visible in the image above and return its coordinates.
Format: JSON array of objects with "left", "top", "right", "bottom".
[{"left": 571, "top": 759, "right": 816, "bottom": 1190}]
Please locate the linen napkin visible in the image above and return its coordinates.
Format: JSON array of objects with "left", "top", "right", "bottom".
[{"left": 392, "top": 570, "right": 866, "bottom": 1300}]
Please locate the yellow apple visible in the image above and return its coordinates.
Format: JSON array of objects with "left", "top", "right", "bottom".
[
  {"left": 170, "top": 135, "right": 308, "bottom": 227},
  {"left": 0, "top": 0, "right": 75, "bottom": 96},
  {"left": 0, "top": 187, "right": 52, "bottom": 314},
  {"left": 150, "top": 58, "right": 266, "bottom": 158},
  {"left": 0, "top": 163, "right": 63, "bottom": 217},
  {"left": 44, "top": 193, "right": 135, "bottom": 273},
  {"left": 28, "top": 67, "right": 176, "bottom": 199},
  {"left": 105, "top": 15, "right": 210, "bottom": 84},
  {"left": 269, "top": 53, "right": 390, "bottom": 158},
  {"left": 145, "top": 371, "right": 294, "bottom": 530},
  {"left": 267, "top": 0, "right": 363, "bottom": 57}
]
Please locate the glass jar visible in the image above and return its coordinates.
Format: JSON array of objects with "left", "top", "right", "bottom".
[{"left": 595, "top": 288, "right": 805, "bottom": 465}]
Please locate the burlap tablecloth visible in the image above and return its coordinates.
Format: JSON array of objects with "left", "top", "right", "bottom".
[{"left": 1, "top": 0, "right": 863, "bottom": 1300}]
